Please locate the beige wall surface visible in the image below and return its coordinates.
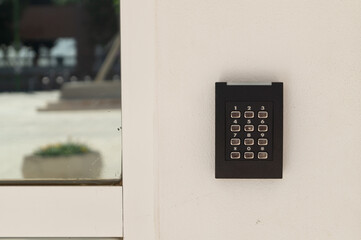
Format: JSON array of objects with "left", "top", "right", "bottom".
[{"left": 155, "top": 0, "right": 361, "bottom": 239}]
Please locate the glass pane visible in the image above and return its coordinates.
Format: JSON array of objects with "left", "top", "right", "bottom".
[{"left": 0, "top": 0, "right": 121, "bottom": 184}]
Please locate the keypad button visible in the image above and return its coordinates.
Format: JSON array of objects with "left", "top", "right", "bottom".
[
  {"left": 244, "top": 125, "right": 254, "bottom": 132},
  {"left": 258, "top": 138, "right": 268, "bottom": 145},
  {"left": 231, "top": 111, "right": 241, "bottom": 118},
  {"left": 244, "top": 138, "right": 254, "bottom": 145},
  {"left": 258, "top": 111, "right": 268, "bottom": 118},
  {"left": 230, "top": 138, "right": 241, "bottom": 145},
  {"left": 258, "top": 125, "right": 268, "bottom": 132},
  {"left": 244, "top": 152, "right": 254, "bottom": 159},
  {"left": 230, "top": 125, "right": 241, "bottom": 132},
  {"left": 230, "top": 152, "right": 241, "bottom": 159},
  {"left": 258, "top": 152, "right": 268, "bottom": 159},
  {"left": 244, "top": 111, "right": 254, "bottom": 118}
]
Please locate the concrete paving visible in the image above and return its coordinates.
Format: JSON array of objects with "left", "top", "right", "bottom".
[{"left": 0, "top": 91, "right": 121, "bottom": 180}]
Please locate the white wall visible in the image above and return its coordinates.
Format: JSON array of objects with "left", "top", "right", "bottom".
[{"left": 155, "top": 0, "right": 361, "bottom": 239}]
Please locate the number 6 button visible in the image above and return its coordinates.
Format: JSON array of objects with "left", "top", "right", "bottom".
[{"left": 258, "top": 125, "right": 268, "bottom": 132}]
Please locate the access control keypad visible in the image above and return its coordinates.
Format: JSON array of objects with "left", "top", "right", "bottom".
[
  {"left": 226, "top": 102, "right": 273, "bottom": 161},
  {"left": 215, "top": 82, "right": 283, "bottom": 178}
]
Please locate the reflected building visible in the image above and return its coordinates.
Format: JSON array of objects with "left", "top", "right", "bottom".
[
  {"left": 0, "top": 0, "right": 120, "bottom": 92},
  {"left": 0, "top": 0, "right": 122, "bottom": 183}
]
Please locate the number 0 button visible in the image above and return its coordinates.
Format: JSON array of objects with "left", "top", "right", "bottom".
[{"left": 244, "top": 152, "right": 254, "bottom": 159}]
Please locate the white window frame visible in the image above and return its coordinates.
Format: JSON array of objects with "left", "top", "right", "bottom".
[
  {"left": 0, "top": 0, "right": 158, "bottom": 239},
  {"left": 122, "top": 0, "right": 158, "bottom": 239}
]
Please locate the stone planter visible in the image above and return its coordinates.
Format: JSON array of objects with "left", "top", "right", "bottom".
[{"left": 22, "top": 152, "right": 102, "bottom": 179}]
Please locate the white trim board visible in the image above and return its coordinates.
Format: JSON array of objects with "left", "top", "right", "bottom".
[
  {"left": 121, "top": 0, "right": 158, "bottom": 239},
  {"left": 0, "top": 0, "right": 158, "bottom": 238},
  {"left": 0, "top": 187, "right": 123, "bottom": 237},
  {"left": 0, "top": 2, "right": 127, "bottom": 238}
]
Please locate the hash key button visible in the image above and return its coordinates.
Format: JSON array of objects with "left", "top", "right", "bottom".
[{"left": 258, "top": 152, "right": 268, "bottom": 159}]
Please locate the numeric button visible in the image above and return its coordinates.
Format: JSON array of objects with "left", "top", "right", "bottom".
[
  {"left": 244, "top": 125, "right": 254, "bottom": 132},
  {"left": 231, "top": 111, "right": 241, "bottom": 118},
  {"left": 231, "top": 125, "right": 241, "bottom": 132},
  {"left": 258, "top": 125, "right": 268, "bottom": 132},
  {"left": 230, "top": 138, "right": 241, "bottom": 145},
  {"left": 244, "top": 111, "right": 254, "bottom": 118},
  {"left": 258, "top": 111, "right": 268, "bottom": 118},
  {"left": 244, "top": 138, "right": 254, "bottom": 145},
  {"left": 258, "top": 138, "right": 268, "bottom": 145}
]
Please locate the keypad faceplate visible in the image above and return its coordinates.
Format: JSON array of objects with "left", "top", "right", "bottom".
[{"left": 226, "top": 102, "right": 273, "bottom": 161}]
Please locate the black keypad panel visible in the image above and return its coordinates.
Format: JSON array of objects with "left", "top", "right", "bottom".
[
  {"left": 215, "top": 82, "right": 283, "bottom": 178},
  {"left": 226, "top": 102, "right": 273, "bottom": 161}
]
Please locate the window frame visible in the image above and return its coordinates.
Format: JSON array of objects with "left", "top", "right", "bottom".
[
  {"left": 0, "top": 0, "right": 158, "bottom": 238},
  {"left": 121, "top": 0, "right": 158, "bottom": 239}
]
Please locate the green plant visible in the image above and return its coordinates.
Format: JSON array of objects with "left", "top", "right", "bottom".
[{"left": 34, "top": 142, "right": 91, "bottom": 157}]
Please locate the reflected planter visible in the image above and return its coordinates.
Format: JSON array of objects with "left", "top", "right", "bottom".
[{"left": 22, "top": 152, "right": 102, "bottom": 179}]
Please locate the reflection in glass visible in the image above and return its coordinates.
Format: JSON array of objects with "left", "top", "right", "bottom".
[{"left": 0, "top": 0, "right": 121, "bottom": 183}]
